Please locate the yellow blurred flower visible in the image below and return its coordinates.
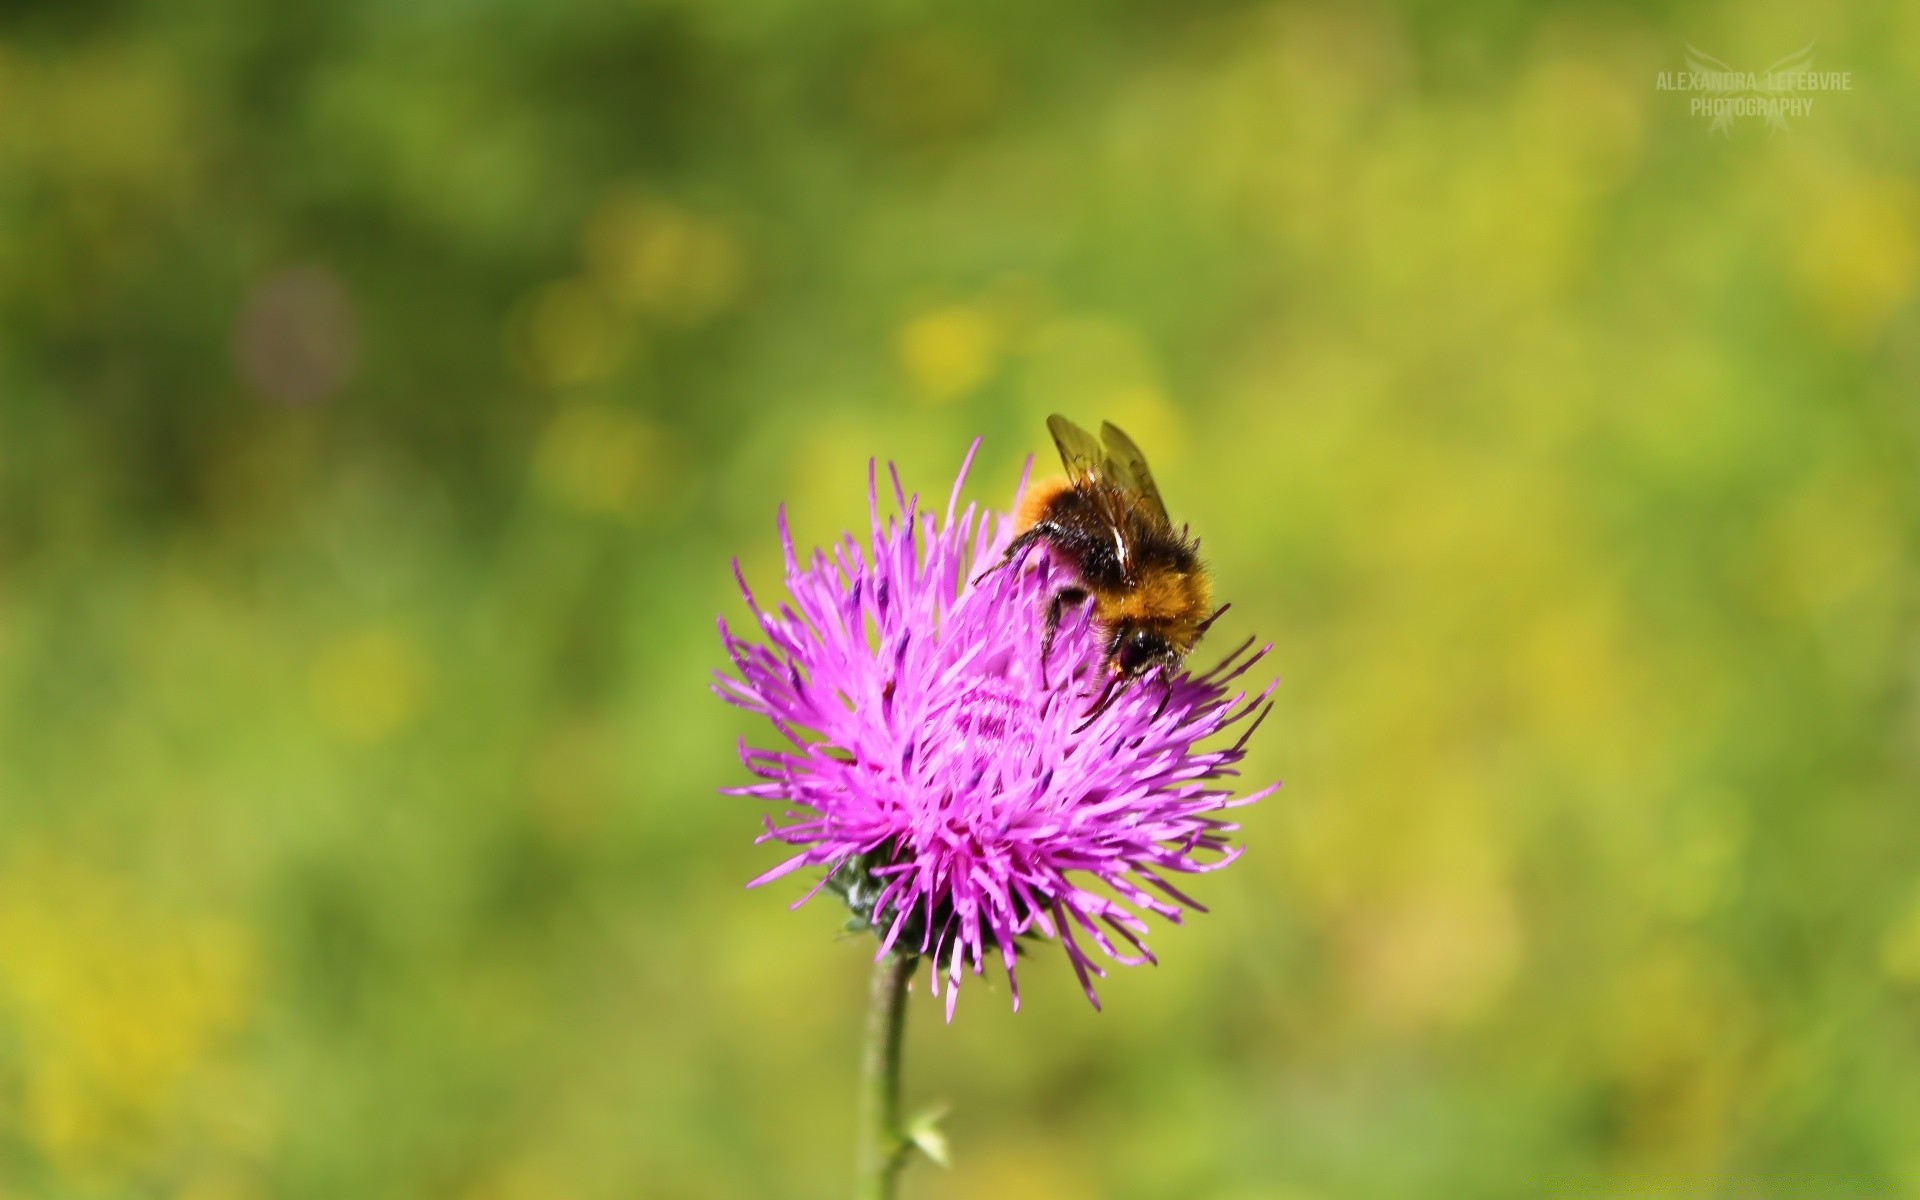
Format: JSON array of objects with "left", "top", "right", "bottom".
[
  {"left": 308, "top": 627, "right": 431, "bottom": 742},
  {"left": 511, "top": 279, "right": 625, "bottom": 388},
  {"left": 531, "top": 402, "right": 665, "bottom": 520},
  {"left": 1762, "top": 469, "right": 1901, "bottom": 619},
  {"left": 1513, "top": 591, "right": 1636, "bottom": 766},
  {"left": 851, "top": 31, "right": 999, "bottom": 144},
  {"left": 583, "top": 193, "right": 744, "bottom": 325},
  {"left": 31, "top": 49, "right": 187, "bottom": 188},
  {"left": 897, "top": 303, "right": 1000, "bottom": 403},
  {"left": 1511, "top": 54, "right": 1646, "bottom": 188},
  {"left": 461, "top": 1156, "right": 568, "bottom": 1200},
  {"left": 1601, "top": 946, "right": 1750, "bottom": 1166},
  {"left": 0, "top": 856, "right": 255, "bottom": 1174},
  {"left": 1879, "top": 889, "right": 1920, "bottom": 985},
  {"left": 922, "top": 1138, "right": 1098, "bottom": 1200},
  {"left": 1794, "top": 177, "right": 1919, "bottom": 341},
  {"left": 1340, "top": 875, "right": 1522, "bottom": 1031},
  {"left": 176, "top": 1173, "right": 261, "bottom": 1200}
]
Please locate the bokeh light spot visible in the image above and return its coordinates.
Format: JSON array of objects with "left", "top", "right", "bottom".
[
  {"left": 0, "top": 856, "right": 255, "bottom": 1173},
  {"left": 852, "top": 32, "right": 999, "bottom": 145},
  {"left": 583, "top": 193, "right": 744, "bottom": 325},
  {"left": 512, "top": 280, "right": 624, "bottom": 388},
  {"left": 1879, "top": 889, "right": 1920, "bottom": 985},
  {"left": 897, "top": 304, "right": 1000, "bottom": 403},
  {"left": 1794, "top": 178, "right": 1919, "bottom": 341},
  {"left": 1341, "top": 879, "right": 1521, "bottom": 1031},
  {"left": 232, "top": 266, "right": 360, "bottom": 406},
  {"left": 532, "top": 403, "right": 663, "bottom": 519},
  {"left": 308, "top": 628, "right": 430, "bottom": 742}
]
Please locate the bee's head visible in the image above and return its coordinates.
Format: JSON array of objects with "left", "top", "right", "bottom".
[{"left": 1109, "top": 624, "right": 1176, "bottom": 680}]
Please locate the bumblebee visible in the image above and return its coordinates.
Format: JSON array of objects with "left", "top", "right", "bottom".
[{"left": 982, "top": 414, "right": 1224, "bottom": 706}]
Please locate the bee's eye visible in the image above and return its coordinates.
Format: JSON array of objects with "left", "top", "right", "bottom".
[{"left": 1116, "top": 629, "right": 1165, "bottom": 675}]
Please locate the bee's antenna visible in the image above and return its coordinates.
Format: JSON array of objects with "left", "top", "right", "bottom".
[{"left": 1195, "top": 602, "right": 1232, "bottom": 637}]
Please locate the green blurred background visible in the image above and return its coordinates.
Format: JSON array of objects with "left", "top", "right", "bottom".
[{"left": 2, "top": 0, "right": 1918, "bottom": 1195}]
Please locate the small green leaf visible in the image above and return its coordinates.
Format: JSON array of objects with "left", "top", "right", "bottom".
[{"left": 905, "top": 1103, "right": 951, "bottom": 1168}]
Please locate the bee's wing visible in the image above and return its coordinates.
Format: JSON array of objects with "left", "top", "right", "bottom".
[
  {"left": 1046, "top": 414, "right": 1107, "bottom": 489},
  {"left": 1098, "top": 421, "right": 1169, "bottom": 523},
  {"left": 1047, "top": 413, "right": 1137, "bottom": 540}
]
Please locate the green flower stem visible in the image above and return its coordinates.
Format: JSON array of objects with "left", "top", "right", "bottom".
[{"left": 855, "top": 950, "right": 918, "bottom": 1200}]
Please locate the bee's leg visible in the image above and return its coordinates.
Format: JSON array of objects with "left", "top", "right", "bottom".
[
  {"left": 1073, "top": 671, "right": 1130, "bottom": 733},
  {"left": 1039, "top": 586, "right": 1088, "bottom": 688},
  {"left": 1150, "top": 668, "right": 1176, "bottom": 721},
  {"left": 971, "top": 525, "right": 1049, "bottom": 586}
]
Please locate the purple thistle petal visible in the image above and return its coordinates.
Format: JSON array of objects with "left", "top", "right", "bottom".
[{"left": 715, "top": 442, "right": 1278, "bottom": 1017}]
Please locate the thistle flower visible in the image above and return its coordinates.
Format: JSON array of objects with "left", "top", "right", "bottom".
[{"left": 715, "top": 442, "right": 1277, "bottom": 1019}]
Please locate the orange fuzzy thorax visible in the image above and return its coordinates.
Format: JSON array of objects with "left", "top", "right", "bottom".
[
  {"left": 1016, "top": 476, "right": 1073, "bottom": 532},
  {"left": 1012, "top": 474, "right": 1212, "bottom": 654},
  {"left": 1094, "top": 567, "right": 1212, "bottom": 651}
]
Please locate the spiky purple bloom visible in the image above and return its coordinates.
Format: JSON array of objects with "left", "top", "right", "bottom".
[{"left": 714, "top": 443, "right": 1277, "bottom": 1018}]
